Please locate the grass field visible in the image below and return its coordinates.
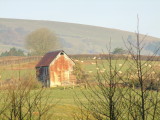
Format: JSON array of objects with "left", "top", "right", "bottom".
[
  {"left": 39, "top": 87, "right": 87, "bottom": 120},
  {"left": 0, "top": 86, "right": 89, "bottom": 120},
  {"left": 0, "top": 58, "right": 160, "bottom": 119}
]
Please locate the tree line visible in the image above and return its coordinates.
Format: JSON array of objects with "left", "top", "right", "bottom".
[{"left": 0, "top": 47, "right": 25, "bottom": 57}]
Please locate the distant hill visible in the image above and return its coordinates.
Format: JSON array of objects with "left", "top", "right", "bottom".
[{"left": 0, "top": 18, "right": 160, "bottom": 55}]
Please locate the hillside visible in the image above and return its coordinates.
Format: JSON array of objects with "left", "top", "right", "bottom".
[{"left": 0, "top": 18, "right": 160, "bottom": 54}]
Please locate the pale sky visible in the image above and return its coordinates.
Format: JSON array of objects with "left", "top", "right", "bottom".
[{"left": 0, "top": 0, "right": 160, "bottom": 38}]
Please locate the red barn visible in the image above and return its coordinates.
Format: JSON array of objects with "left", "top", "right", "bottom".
[{"left": 35, "top": 50, "right": 76, "bottom": 87}]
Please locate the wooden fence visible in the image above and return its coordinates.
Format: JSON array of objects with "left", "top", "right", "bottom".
[{"left": 0, "top": 56, "right": 42, "bottom": 66}]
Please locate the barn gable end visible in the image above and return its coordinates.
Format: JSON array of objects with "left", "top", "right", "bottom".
[
  {"left": 35, "top": 50, "right": 76, "bottom": 87},
  {"left": 49, "top": 52, "right": 75, "bottom": 86}
]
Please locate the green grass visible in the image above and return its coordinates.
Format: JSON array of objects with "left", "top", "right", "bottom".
[
  {"left": 45, "top": 87, "right": 88, "bottom": 120},
  {"left": 81, "top": 59, "right": 160, "bottom": 76},
  {"left": 2, "top": 87, "right": 89, "bottom": 120},
  {"left": 0, "top": 69, "right": 35, "bottom": 81},
  {"left": 0, "top": 86, "right": 158, "bottom": 120},
  {"left": 83, "top": 59, "right": 128, "bottom": 73},
  {"left": 0, "top": 59, "right": 160, "bottom": 119}
]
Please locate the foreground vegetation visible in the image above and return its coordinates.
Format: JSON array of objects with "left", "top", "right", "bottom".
[
  {"left": 0, "top": 83, "right": 87, "bottom": 120},
  {"left": 0, "top": 84, "right": 159, "bottom": 120}
]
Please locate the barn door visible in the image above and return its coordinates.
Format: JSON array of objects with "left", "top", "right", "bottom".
[{"left": 44, "top": 67, "right": 50, "bottom": 87}]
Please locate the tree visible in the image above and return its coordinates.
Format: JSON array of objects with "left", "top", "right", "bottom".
[
  {"left": 74, "top": 44, "right": 127, "bottom": 120},
  {"left": 25, "top": 28, "right": 60, "bottom": 56},
  {"left": 0, "top": 76, "right": 55, "bottom": 120},
  {"left": 0, "top": 47, "right": 25, "bottom": 56},
  {"left": 74, "top": 17, "right": 160, "bottom": 120},
  {"left": 112, "top": 47, "right": 127, "bottom": 54},
  {"left": 123, "top": 16, "right": 160, "bottom": 120}
]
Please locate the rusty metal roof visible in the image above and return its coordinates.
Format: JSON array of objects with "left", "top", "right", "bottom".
[{"left": 36, "top": 50, "right": 64, "bottom": 67}]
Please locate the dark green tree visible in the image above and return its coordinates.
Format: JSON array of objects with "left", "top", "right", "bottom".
[
  {"left": 0, "top": 47, "right": 25, "bottom": 56},
  {"left": 112, "top": 47, "right": 127, "bottom": 54}
]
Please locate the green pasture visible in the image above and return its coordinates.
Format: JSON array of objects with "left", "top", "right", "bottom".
[
  {"left": 80, "top": 59, "right": 160, "bottom": 75},
  {"left": 0, "top": 86, "right": 158, "bottom": 120},
  {"left": 0, "top": 69, "right": 36, "bottom": 81},
  {"left": 0, "top": 86, "right": 89, "bottom": 120},
  {"left": 0, "top": 59, "right": 160, "bottom": 119},
  {"left": 0, "top": 59, "right": 160, "bottom": 81},
  {"left": 45, "top": 87, "right": 88, "bottom": 120}
]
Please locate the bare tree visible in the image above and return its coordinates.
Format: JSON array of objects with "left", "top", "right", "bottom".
[
  {"left": 74, "top": 41, "right": 128, "bottom": 120},
  {"left": 0, "top": 77, "right": 55, "bottom": 120},
  {"left": 123, "top": 16, "right": 160, "bottom": 120},
  {"left": 74, "top": 16, "right": 160, "bottom": 120}
]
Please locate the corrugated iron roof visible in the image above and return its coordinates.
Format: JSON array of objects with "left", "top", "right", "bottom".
[{"left": 36, "top": 50, "right": 64, "bottom": 67}]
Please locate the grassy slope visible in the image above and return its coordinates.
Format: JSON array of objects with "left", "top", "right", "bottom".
[{"left": 0, "top": 18, "right": 160, "bottom": 54}]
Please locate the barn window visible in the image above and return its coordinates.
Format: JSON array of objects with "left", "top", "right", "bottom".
[{"left": 60, "top": 52, "right": 64, "bottom": 55}]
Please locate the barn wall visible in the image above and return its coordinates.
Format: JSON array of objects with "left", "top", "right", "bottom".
[{"left": 49, "top": 53, "right": 75, "bottom": 87}]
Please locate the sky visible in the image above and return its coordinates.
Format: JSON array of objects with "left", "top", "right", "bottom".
[{"left": 0, "top": 0, "right": 160, "bottom": 38}]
